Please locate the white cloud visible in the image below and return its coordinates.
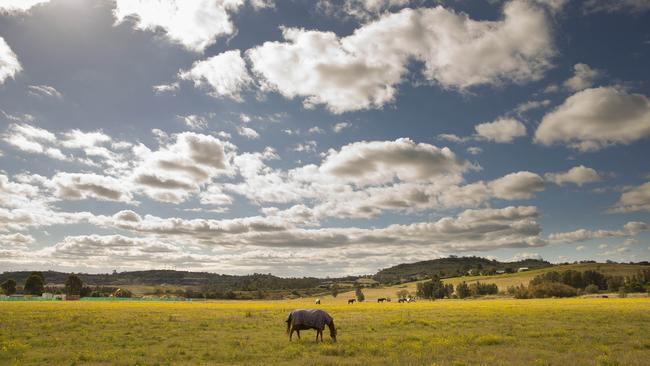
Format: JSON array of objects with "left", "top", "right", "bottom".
[
  {"left": 467, "top": 147, "right": 483, "bottom": 155},
  {"left": 0, "top": 233, "right": 34, "bottom": 246},
  {"left": 178, "top": 115, "right": 208, "bottom": 130},
  {"left": 563, "top": 63, "right": 600, "bottom": 92},
  {"left": 152, "top": 82, "right": 179, "bottom": 94},
  {"left": 28, "top": 85, "right": 63, "bottom": 99},
  {"left": 584, "top": 0, "right": 650, "bottom": 13},
  {"left": 131, "top": 132, "right": 233, "bottom": 203},
  {"left": 2, "top": 123, "right": 67, "bottom": 160},
  {"left": 0, "top": 37, "right": 21, "bottom": 85},
  {"left": 576, "top": 245, "right": 586, "bottom": 251},
  {"left": 48, "top": 173, "right": 134, "bottom": 203},
  {"left": 317, "top": 138, "right": 468, "bottom": 186},
  {"left": 548, "top": 221, "right": 647, "bottom": 244},
  {"left": 545, "top": 165, "right": 602, "bottom": 186},
  {"left": 488, "top": 171, "right": 545, "bottom": 200},
  {"left": 610, "top": 182, "right": 650, "bottom": 213},
  {"left": 509, "top": 252, "right": 543, "bottom": 261},
  {"left": 113, "top": 0, "right": 245, "bottom": 53},
  {"left": 535, "top": 87, "right": 650, "bottom": 151},
  {"left": 308, "top": 126, "right": 324, "bottom": 134},
  {"left": 237, "top": 126, "right": 260, "bottom": 139},
  {"left": 333, "top": 122, "right": 351, "bottom": 133},
  {"left": 317, "top": 0, "right": 413, "bottom": 21},
  {"left": 514, "top": 99, "right": 551, "bottom": 115},
  {"left": 475, "top": 118, "right": 527, "bottom": 143},
  {"left": 248, "top": 0, "right": 554, "bottom": 113},
  {"left": 179, "top": 50, "right": 252, "bottom": 101},
  {"left": 293, "top": 140, "right": 317, "bottom": 153},
  {"left": 0, "top": 0, "right": 50, "bottom": 12}
]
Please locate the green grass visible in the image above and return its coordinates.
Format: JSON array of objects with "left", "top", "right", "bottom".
[{"left": 1, "top": 298, "right": 649, "bottom": 365}]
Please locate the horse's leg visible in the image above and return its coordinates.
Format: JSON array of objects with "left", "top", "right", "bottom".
[
  {"left": 296, "top": 330, "right": 301, "bottom": 340},
  {"left": 289, "top": 327, "right": 294, "bottom": 341},
  {"left": 315, "top": 330, "right": 319, "bottom": 342}
]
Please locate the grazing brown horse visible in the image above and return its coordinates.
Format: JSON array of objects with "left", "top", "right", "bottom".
[
  {"left": 377, "top": 298, "right": 386, "bottom": 303},
  {"left": 347, "top": 299, "right": 356, "bottom": 304},
  {"left": 286, "top": 309, "right": 337, "bottom": 342}
]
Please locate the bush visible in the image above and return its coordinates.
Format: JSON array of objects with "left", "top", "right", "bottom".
[
  {"left": 456, "top": 282, "right": 470, "bottom": 299},
  {"left": 112, "top": 288, "right": 133, "bottom": 298},
  {"left": 529, "top": 282, "right": 577, "bottom": 298},
  {"left": 584, "top": 284, "right": 600, "bottom": 294},
  {"left": 618, "top": 288, "right": 627, "bottom": 298},
  {"left": 1, "top": 279, "right": 17, "bottom": 295},
  {"left": 355, "top": 287, "right": 365, "bottom": 302}
]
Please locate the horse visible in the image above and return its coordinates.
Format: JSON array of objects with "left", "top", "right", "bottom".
[
  {"left": 377, "top": 298, "right": 386, "bottom": 303},
  {"left": 286, "top": 309, "right": 336, "bottom": 342},
  {"left": 315, "top": 298, "right": 321, "bottom": 304},
  {"left": 398, "top": 298, "right": 406, "bottom": 303},
  {"left": 348, "top": 299, "right": 356, "bottom": 304}
]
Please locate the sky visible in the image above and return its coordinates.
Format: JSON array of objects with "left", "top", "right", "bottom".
[{"left": 0, "top": 0, "right": 649, "bottom": 277}]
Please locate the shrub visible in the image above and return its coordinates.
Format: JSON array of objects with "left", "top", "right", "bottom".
[
  {"left": 618, "top": 288, "right": 627, "bottom": 298},
  {"left": 112, "top": 288, "right": 133, "bottom": 298},
  {"left": 584, "top": 284, "right": 599, "bottom": 294},
  {"left": 355, "top": 287, "right": 365, "bottom": 302},
  {"left": 1, "top": 279, "right": 17, "bottom": 295},
  {"left": 456, "top": 282, "right": 470, "bottom": 299},
  {"left": 529, "top": 282, "right": 577, "bottom": 298}
]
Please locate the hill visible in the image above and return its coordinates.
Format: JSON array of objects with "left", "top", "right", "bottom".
[{"left": 373, "top": 256, "right": 552, "bottom": 283}]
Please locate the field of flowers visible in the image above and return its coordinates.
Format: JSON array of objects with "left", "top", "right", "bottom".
[{"left": 1, "top": 298, "right": 649, "bottom": 365}]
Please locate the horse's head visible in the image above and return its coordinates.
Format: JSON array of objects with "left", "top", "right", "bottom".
[{"left": 328, "top": 321, "right": 337, "bottom": 342}]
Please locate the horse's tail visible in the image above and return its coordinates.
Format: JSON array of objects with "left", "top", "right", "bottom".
[{"left": 286, "top": 313, "right": 292, "bottom": 335}]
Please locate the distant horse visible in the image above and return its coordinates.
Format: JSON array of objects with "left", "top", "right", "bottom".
[
  {"left": 315, "top": 299, "right": 321, "bottom": 304},
  {"left": 398, "top": 298, "right": 406, "bottom": 303},
  {"left": 377, "top": 298, "right": 386, "bottom": 303},
  {"left": 348, "top": 299, "right": 356, "bottom": 304},
  {"left": 286, "top": 309, "right": 336, "bottom": 342}
]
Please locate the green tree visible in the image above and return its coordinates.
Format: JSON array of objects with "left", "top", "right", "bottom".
[
  {"left": 331, "top": 283, "right": 339, "bottom": 298},
  {"left": 1, "top": 279, "right": 17, "bottom": 295},
  {"left": 455, "top": 282, "right": 470, "bottom": 299},
  {"left": 64, "top": 274, "right": 84, "bottom": 296},
  {"left": 24, "top": 273, "right": 45, "bottom": 296},
  {"left": 355, "top": 287, "right": 365, "bottom": 302}
]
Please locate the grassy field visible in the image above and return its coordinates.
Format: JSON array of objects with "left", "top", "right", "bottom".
[{"left": 1, "top": 298, "right": 649, "bottom": 365}]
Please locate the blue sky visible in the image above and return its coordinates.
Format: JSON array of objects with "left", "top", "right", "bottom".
[{"left": 0, "top": 0, "right": 649, "bottom": 276}]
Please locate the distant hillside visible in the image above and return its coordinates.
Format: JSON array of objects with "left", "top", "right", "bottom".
[
  {"left": 374, "top": 256, "right": 552, "bottom": 283},
  {"left": 442, "top": 262, "right": 650, "bottom": 291},
  {"left": 0, "top": 270, "right": 352, "bottom": 291}
]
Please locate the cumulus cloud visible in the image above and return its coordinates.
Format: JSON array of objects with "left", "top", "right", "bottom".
[
  {"left": 178, "top": 115, "right": 208, "bottom": 130},
  {"left": 237, "top": 126, "right": 260, "bottom": 139},
  {"left": 610, "top": 182, "right": 650, "bottom": 213},
  {"left": 318, "top": 138, "right": 468, "bottom": 186},
  {"left": 0, "top": 37, "right": 21, "bottom": 85},
  {"left": 333, "top": 122, "right": 351, "bottom": 133},
  {"left": 48, "top": 173, "right": 134, "bottom": 203},
  {"left": 113, "top": 0, "right": 244, "bottom": 52},
  {"left": 563, "top": 63, "right": 600, "bottom": 92},
  {"left": 545, "top": 165, "right": 602, "bottom": 186},
  {"left": 317, "top": 0, "right": 413, "bottom": 21},
  {"left": 509, "top": 252, "right": 543, "bottom": 261},
  {"left": 179, "top": 50, "right": 252, "bottom": 101},
  {"left": 248, "top": 0, "right": 554, "bottom": 113},
  {"left": 475, "top": 118, "right": 527, "bottom": 143},
  {"left": 488, "top": 171, "right": 545, "bottom": 200},
  {"left": 2, "top": 123, "right": 67, "bottom": 160},
  {"left": 548, "top": 221, "right": 648, "bottom": 244},
  {"left": 131, "top": 132, "right": 233, "bottom": 203},
  {"left": 0, "top": 233, "right": 34, "bottom": 246},
  {"left": 535, "top": 87, "right": 650, "bottom": 151},
  {"left": 0, "top": 0, "right": 50, "bottom": 13},
  {"left": 514, "top": 99, "right": 551, "bottom": 115}
]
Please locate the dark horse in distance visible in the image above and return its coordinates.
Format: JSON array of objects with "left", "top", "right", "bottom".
[{"left": 286, "top": 309, "right": 337, "bottom": 342}]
